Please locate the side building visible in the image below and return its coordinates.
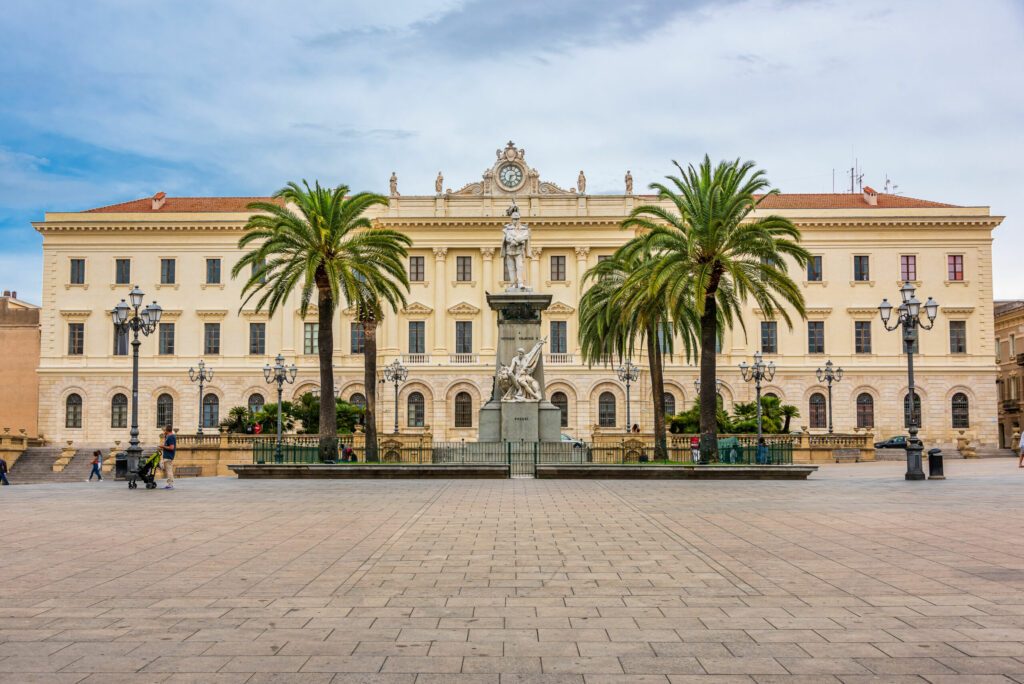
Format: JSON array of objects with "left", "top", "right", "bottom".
[
  {"left": 33, "top": 145, "right": 1001, "bottom": 447},
  {"left": 0, "top": 290, "right": 41, "bottom": 438},
  {"left": 994, "top": 299, "right": 1024, "bottom": 448}
]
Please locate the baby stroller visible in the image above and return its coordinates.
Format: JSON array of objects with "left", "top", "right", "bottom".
[{"left": 128, "top": 450, "right": 161, "bottom": 489}]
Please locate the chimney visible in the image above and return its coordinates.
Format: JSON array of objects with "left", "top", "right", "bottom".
[
  {"left": 151, "top": 191, "right": 167, "bottom": 210},
  {"left": 2, "top": 290, "right": 9, "bottom": 297},
  {"left": 862, "top": 186, "right": 878, "bottom": 206},
  {"left": 11, "top": 291, "right": 15, "bottom": 299}
]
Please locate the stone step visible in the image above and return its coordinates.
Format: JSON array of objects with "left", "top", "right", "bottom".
[{"left": 9, "top": 446, "right": 112, "bottom": 484}]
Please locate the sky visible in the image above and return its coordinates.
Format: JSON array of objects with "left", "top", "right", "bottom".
[{"left": 1, "top": 0, "right": 1022, "bottom": 304}]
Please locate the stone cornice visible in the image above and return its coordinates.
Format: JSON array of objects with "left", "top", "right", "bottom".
[
  {"left": 159, "top": 309, "right": 183, "bottom": 320},
  {"left": 546, "top": 302, "right": 576, "bottom": 315},
  {"left": 196, "top": 309, "right": 228, "bottom": 319},
  {"left": 59, "top": 309, "right": 92, "bottom": 320},
  {"left": 943, "top": 306, "right": 975, "bottom": 315},
  {"left": 846, "top": 307, "right": 879, "bottom": 316},
  {"left": 402, "top": 302, "right": 434, "bottom": 315},
  {"left": 447, "top": 302, "right": 481, "bottom": 316}
]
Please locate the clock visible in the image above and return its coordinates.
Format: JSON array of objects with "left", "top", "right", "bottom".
[{"left": 498, "top": 162, "right": 524, "bottom": 189}]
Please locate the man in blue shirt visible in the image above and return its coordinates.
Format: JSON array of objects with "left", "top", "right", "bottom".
[{"left": 161, "top": 425, "right": 177, "bottom": 489}]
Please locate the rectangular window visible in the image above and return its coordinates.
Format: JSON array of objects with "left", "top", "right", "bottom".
[
  {"left": 760, "top": 321, "right": 777, "bottom": 354},
  {"left": 205, "top": 258, "right": 221, "bottom": 284},
  {"left": 855, "top": 321, "right": 872, "bottom": 354},
  {"left": 68, "top": 322, "right": 84, "bottom": 355},
  {"left": 159, "top": 323, "right": 175, "bottom": 355},
  {"left": 807, "top": 256, "right": 822, "bottom": 282},
  {"left": 115, "top": 258, "right": 131, "bottom": 285},
  {"left": 249, "top": 322, "right": 266, "bottom": 355},
  {"left": 408, "top": 321, "right": 425, "bottom": 354},
  {"left": 597, "top": 254, "right": 611, "bottom": 263},
  {"left": 455, "top": 321, "right": 472, "bottom": 354},
  {"left": 948, "top": 254, "right": 964, "bottom": 281},
  {"left": 70, "top": 258, "right": 85, "bottom": 285},
  {"left": 204, "top": 322, "right": 220, "bottom": 355},
  {"left": 350, "top": 322, "right": 365, "bottom": 354},
  {"left": 949, "top": 321, "right": 967, "bottom": 354},
  {"left": 550, "top": 255, "right": 566, "bottom": 281},
  {"left": 456, "top": 255, "right": 472, "bottom": 282},
  {"left": 656, "top": 322, "right": 671, "bottom": 354},
  {"left": 550, "top": 321, "right": 567, "bottom": 354},
  {"left": 853, "top": 255, "right": 870, "bottom": 281},
  {"left": 252, "top": 258, "right": 266, "bottom": 284},
  {"left": 900, "top": 254, "right": 917, "bottom": 282},
  {"left": 160, "top": 258, "right": 176, "bottom": 285},
  {"left": 807, "top": 321, "right": 825, "bottom": 354},
  {"left": 113, "top": 325, "right": 128, "bottom": 356},
  {"left": 409, "top": 256, "right": 425, "bottom": 282},
  {"left": 303, "top": 323, "right": 318, "bottom": 355}
]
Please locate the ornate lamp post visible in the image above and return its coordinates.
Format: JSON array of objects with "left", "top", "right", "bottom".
[
  {"left": 616, "top": 360, "right": 640, "bottom": 433},
  {"left": 815, "top": 360, "right": 843, "bottom": 434},
  {"left": 738, "top": 351, "right": 776, "bottom": 447},
  {"left": 263, "top": 353, "right": 297, "bottom": 462},
  {"left": 187, "top": 360, "right": 214, "bottom": 435},
  {"left": 382, "top": 359, "right": 408, "bottom": 434},
  {"left": 694, "top": 378, "right": 723, "bottom": 394},
  {"left": 879, "top": 281, "right": 939, "bottom": 480},
  {"left": 111, "top": 286, "right": 162, "bottom": 465}
]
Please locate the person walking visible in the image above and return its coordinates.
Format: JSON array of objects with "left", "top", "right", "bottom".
[
  {"left": 0, "top": 456, "right": 9, "bottom": 485},
  {"left": 1019, "top": 430, "right": 1024, "bottom": 468},
  {"left": 161, "top": 425, "right": 177, "bottom": 489},
  {"left": 88, "top": 450, "right": 103, "bottom": 481}
]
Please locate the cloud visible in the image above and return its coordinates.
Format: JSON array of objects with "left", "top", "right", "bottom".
[{"left": 0, "top": 0, "right": 1022, "bottom": 305}]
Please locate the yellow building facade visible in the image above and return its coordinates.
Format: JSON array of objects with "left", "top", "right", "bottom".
[{"left": 34, "top": 144, "right": 1001, "bottom": 448}]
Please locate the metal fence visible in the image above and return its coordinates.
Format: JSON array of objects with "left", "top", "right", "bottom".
[{"left": 252, "top": 437, "right": 792, "bottom": 466}]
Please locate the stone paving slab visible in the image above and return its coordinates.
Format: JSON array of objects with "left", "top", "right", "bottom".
[{"left": 1, "top": 459, "right": 1024, "bottom": 681}]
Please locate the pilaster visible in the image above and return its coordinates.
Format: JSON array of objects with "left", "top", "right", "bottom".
[{"left": 432, "top": 248, "right": 448, "bottom": 354}]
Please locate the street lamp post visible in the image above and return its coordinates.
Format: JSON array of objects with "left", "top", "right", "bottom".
[
  {"left": 694, "top": 378, "right": 723, "bottom": 394},
  {"left": 616, "top": 360, "right": 640, "bottom": 432},
  {"left": 382, "top": 359, "right": 408, "bottom": 434},
  {"left": 879, "top": 281, "right": 939, "bottom": 481},
  {"left": 815, "top": 360, "right": 844, "bottom": 434},
  {"left": 738, "top": 351, "right": 776, "bottom": 448},
  {"left": 187, "top": 360, "right": 214, "bottom": 435},
  {"left": 111, "top": 286, "right": 162, "bottom": 465},
  {"left": 263, "top": 353, "right": 297, "bottom": 462}
]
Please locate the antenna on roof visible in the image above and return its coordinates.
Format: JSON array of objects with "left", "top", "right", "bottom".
[
  {"left": 847, "top": 159, "right": 864, "bottom": 194},
  {"left": 883, "top": 174, "right": 901, "bottom": 195}
]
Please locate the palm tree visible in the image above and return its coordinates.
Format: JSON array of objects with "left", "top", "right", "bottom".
[
  {"left": 233, "top": 181, "right": 410, "bottom": 462},
  {"left": 578, "top": 248, "right": 698, "bottom": 459},
  {"left": 624, "top": 156, "right": 809, "bottom": 461}
]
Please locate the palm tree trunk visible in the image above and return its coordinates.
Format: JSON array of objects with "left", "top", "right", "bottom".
[
  {"left": 316, "top": 284, "right": 337, "bottom": 463},
  {"left": 363, "top": 320, "right": 379, "bottom": 462},
  {"left": 698, "top": 274, "right": 722, "bottom": 463},
  {"left": 646, "top": 328, "right": 667, "bottom": 461}
]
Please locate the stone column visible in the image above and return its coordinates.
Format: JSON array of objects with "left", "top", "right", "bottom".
[
  {"left": 480, "top": 248, "right": 496, "bottom": 354},
  {"left": 574, "top": 247, "right": 590, "bottom": 356},
  {"left": 529, "top": 247, "right": 543, "bottom": 291},
  {"left": 432, "top": 248, "right": 448, "bottom": 354}
]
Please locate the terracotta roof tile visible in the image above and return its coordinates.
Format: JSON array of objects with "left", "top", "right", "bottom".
[{"left": 84, "top": 197, "right": 281, "bottom": 213}]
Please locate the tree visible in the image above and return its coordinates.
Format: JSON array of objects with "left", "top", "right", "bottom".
[
  {"left": 233, "top": 181, "right": 410, "bottom": 463},
  {"left": 290, "top": 392, "right": 363, "bottom": 435},
  {"left": 579, "top": 248, "right": 698, "bottom": 459},
  {"left": 625, "top": 156, "right": 809, "bottom": 461}
]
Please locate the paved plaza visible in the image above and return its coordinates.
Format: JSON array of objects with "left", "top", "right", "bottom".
[{"left": 2, "top": 460, "right": 1024, "bottom": 683}]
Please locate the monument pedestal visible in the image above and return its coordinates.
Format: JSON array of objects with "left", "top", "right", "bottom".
[{"left": 478, "top": 291, "right": 561, "bottom": 443}]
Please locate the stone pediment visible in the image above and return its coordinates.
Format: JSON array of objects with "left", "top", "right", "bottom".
[
  {"left": 447, "top": 301, "right": 481, "bottom": 316},
  {"left": 402, "top": 302, "right": 433, "bottom": 315},
  {"left": 450, "top": 141, "right": 575, "bottom": 197},
  {"left": 546, "top": 301, "right": 576, "bottom": 315}
]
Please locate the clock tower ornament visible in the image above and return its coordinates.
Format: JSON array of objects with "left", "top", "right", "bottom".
[{"left": 449, "top": 141, "right": 575, "bottom": 197}]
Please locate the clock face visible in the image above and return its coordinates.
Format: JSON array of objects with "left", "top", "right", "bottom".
[{"left": 498, "top": 163, "right": 524, "bottom": 189}]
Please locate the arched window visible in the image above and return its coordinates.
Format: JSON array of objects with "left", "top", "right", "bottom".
[
  {"left": 951, "top": 392, "right": 970, "bottom": 429},
  {"left": 247, "top": 393, "right": 265, "bottom": 415},
  {"left": 764, "top": 392, "right": 779, "bottom": 400},
  {"left": 809, "top": 393, "right": 826, "bottom": 429},
  {"left": 454, "top": 392, "right": 472, "bottom": 428},
  {"left": 663, "top": 392, "right": 676, "bottom": 417},
  {"left": 111, "top": 393, "right": 128, "bottom": 428},
  {"left": 202, "top": 393, "right": 219, "bottom": 429},
  {"left": 349, "top": 392, "right": 367, "bottom": 425},
  {"left": 407, "top": 391, "right": 425, "bottom": 427},
  {"left": 156, "top": 393, "right": 174, "bottom": 428},
  {"left": 65, "top": 393, "right": 82, "bottom": 428},
  {"left": 904, "top": 392, "right": 922, "bottom": 428},
  {"left": 856, "top": 393, "right": 875, "bottom": 429},
  {"left": 551, "top": 391, "right": 569, "bottom": 428},
  {"left": 598, "top": 392, "right": 616, "bottom": 427}
]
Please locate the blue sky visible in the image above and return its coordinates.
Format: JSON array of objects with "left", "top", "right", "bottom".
[{"left": 2, "top": 0, "right": 1022, "bottom": 303}]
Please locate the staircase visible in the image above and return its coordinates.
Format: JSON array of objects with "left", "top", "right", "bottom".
[{"left": 8, "top": 447, "right": 107, "bottom": 484}]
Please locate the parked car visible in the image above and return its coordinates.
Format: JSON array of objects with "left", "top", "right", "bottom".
[
  {"left": 874, "top": 435, "right": 907, "bottom": 449},
  {"left": 560, "top": 433, "right": 586, "bottom": 449}
]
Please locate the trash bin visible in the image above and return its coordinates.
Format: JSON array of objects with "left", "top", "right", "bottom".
[
  {"left": 927, "top": 447, "right": 944, "bottom": 480},
  {"left": 114, "top": 451, "right": 128, "bottom": 480}
]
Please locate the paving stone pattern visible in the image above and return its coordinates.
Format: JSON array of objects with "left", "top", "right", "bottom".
[{"left": 2, "top": 459, "right": 1024, "bottom": 683}]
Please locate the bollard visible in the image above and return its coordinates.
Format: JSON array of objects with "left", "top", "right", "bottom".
[{"left": 927, "top": 447, "right": 945, "bottom": 480}]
